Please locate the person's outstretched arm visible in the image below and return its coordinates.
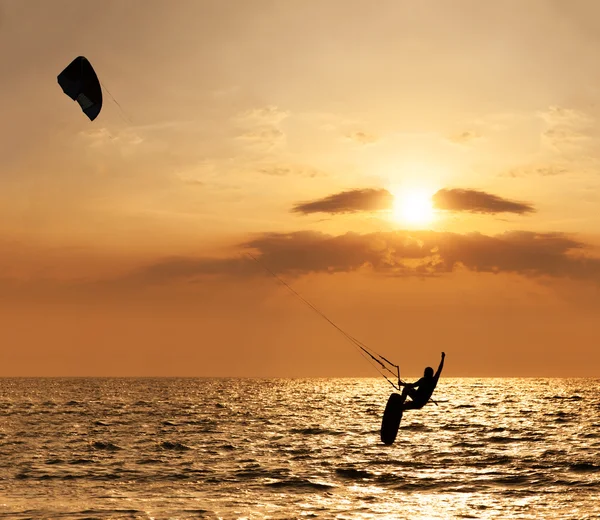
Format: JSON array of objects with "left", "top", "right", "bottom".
[{"left": 434, "top": 352, "right": 445, "bottom": 380}]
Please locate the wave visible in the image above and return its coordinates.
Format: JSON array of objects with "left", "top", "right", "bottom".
[
  {"left": 402, "top": 423, "right": 429, "bottom": 432},
  {"left": 485, "top": 475, "right": 532, "bottom": 486},
  {"left": 569, "top": 462, "right": 600, "bottom": 473},
  {"left": 91, "top": 441, "right": 121, "bottom": 451},
  {"left": 76, "top": 508, "right": 143, "bottom": 517},
  {"left": 136, "top": 458, "right": 162, "bottom": 464},
  {"left": 546, "top": 395, "right": 584, "bottom": 401},
  {"left": 265, "top": 477, "right": 335, "bottom": 491},
  {"left": 289, "top": 427, "right": 344, "bottom": 436},
  {"left": 452, "top": 441, "right": 485, "bottom": 448},
  {"left": 159, "top": 441, "right": 192, "bottom": 451},
  {"left": 335, "top": 467, "right": 373, "bottom": 479},
  {"left": 392, "top": 478, "right": 461, "bottom": 491}
]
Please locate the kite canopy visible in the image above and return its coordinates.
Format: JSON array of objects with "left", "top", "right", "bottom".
[{"left": 57, "top": 56, "right": 103, "bottom": 121}]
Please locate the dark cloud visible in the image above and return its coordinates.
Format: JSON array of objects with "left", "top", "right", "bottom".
[
  {"left": 6, "top": 230, "right": 596, "bottom": 298},
  {"left": 432, "top": 188, "right": 535, "bottom": 215},
  {"left": 124, "top": 230, "right": 600, "bottom": 285},
  {"left": 292, "top": 188, "right": 393, "bottom": 215},
  {"left": 291, "top": 186, "right": 534, "bottom": 216}
]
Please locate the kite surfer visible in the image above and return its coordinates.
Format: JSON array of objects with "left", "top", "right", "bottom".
[{"left": 398, "top": 351, "right": 445, "bottom": 410}]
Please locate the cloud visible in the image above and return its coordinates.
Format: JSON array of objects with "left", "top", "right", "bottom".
[
  {"left": 244, "top": 230, "right": 597, "bottom": 280},
  {"left": 432, "top": 188, "right": 535, "bottom": 215},
  {"left": 234, "top": 105, "right": 289, "bottom": 151},
  {"left": 501, "top": 105, "right": 600, "bottom": 177},
  {"left": 121, "top": 230, "right": 600, "bottom": 284},
  {"left": 79, "top": 127, "right": 144, "bottom": 151},
  {"left": 537, "top": 105, "right": 594, "bottom": 153},
  {"left": 124, "top": 255, "right": 254, "bottom": 285},
  {"left": 542, "top": 128, "right": 589, "bottom": 151},
  {"left": 447, "top": 130, "right": 482, "bottom": 145},
  {"left": 235, "top": 106, "right": 290, "bottom": 127},
  {"left": 258, "top": 164, "right": 323, "bottom": 178},
  {"left": 178, "top": 177, "right": 205, "bottom": 186},
  {"left": 292, "top": 188, "right": 394, "bottom": 215},
  {"left": 345, "top": 131, "right": 378, "bottom": 145},
  {"left": 291, "top": 187, "right": 534, "bottom": 216},
  {"left": 5, "top": 230, "right": 600, "bottom": 299},
  {"left": 237, "top": 127, "right": 286, "bottom": 150},
  {"left": 537, "top": 106, "right": 591, "bottom": 127},
  {"left": 502, "top": 164, "right": 569, "bottom": 178}
]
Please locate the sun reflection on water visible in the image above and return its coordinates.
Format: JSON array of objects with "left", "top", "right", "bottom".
[{"left": 0, "top": 377, "right": 597, "bottom": 518}]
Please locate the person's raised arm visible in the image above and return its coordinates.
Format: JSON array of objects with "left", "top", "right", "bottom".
[{"left": 434, "top": 352, "right": 445, "bottom": 380}]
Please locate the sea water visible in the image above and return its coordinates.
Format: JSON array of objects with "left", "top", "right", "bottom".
[{"left": 0, "top": 378, "right": 598, "bottom": 519}]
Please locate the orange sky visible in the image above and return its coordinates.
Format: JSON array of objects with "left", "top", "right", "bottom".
[{"left": 1, "top": 0, "right": 600, "bottom": 377}]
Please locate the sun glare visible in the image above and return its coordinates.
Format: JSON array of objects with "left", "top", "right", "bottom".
[{"left": 392, "top": 188, "right": 435, "bottom": 226}]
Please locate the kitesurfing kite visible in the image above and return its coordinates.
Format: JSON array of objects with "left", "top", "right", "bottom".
[{"left": 57, "top": 56, "right": 103, "bottom": 121}]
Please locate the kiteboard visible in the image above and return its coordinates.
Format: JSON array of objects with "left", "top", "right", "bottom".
[{"left": 380, "top": 392, "right": 405, "bottom": 445}]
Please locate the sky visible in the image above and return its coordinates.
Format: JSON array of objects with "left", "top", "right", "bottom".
[{"left": 1, "top": 0, "right": 600, "bottom": 377}]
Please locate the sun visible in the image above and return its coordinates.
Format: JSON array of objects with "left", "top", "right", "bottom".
[{"left": 391, "top": 188, "right": 435, "bottom": 226}]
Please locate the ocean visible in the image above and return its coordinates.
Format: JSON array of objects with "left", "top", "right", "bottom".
[{"left": 0, "top": 377, "right": 598, "bottom": 519}]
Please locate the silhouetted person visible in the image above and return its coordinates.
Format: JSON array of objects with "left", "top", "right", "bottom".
[{"left": 399, "top": 352, "right": 445, "bottom": 410}]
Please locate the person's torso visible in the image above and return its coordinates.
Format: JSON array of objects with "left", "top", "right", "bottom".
[{"left": 414, "top": 376, "right": 439, "bottom": 403}]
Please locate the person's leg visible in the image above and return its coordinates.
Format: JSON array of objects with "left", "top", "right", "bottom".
[
  {"left": 400, "top": 386, "right": 411, "bottom": 401},
  {"left": 401, "top": 387, "right": 420, "bottom": 410},
  {"left": 402, "top": 398, "right": 427, "bottom": 410}
]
